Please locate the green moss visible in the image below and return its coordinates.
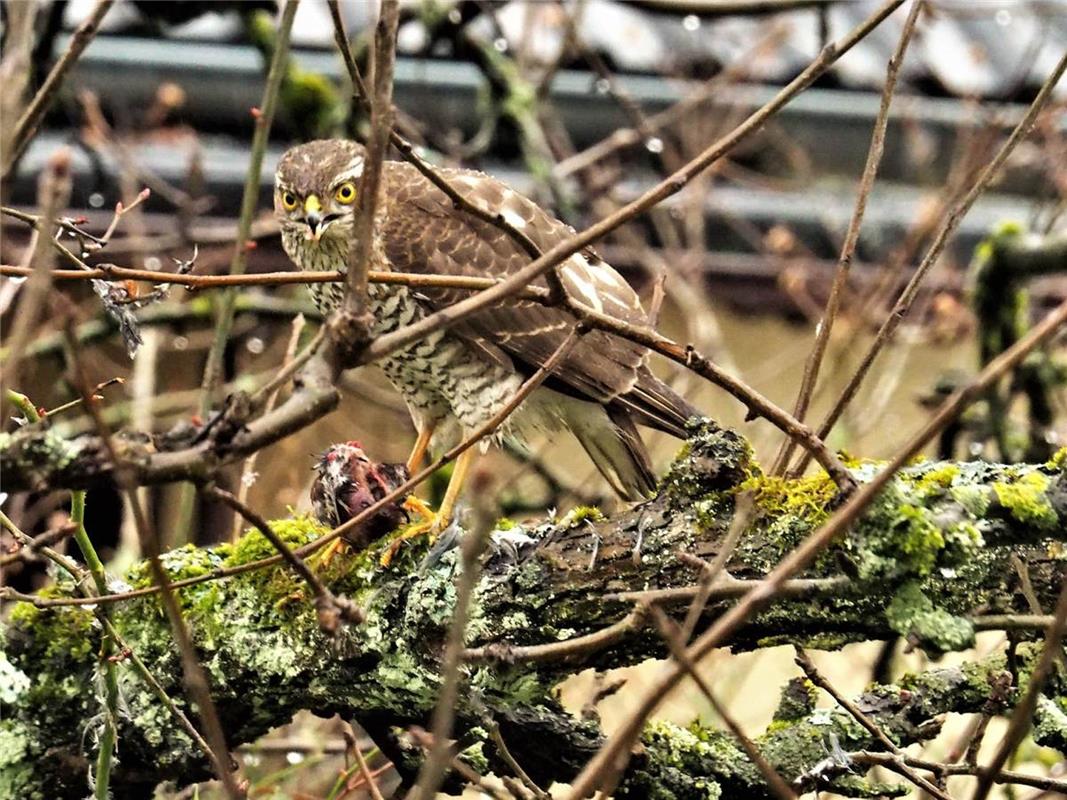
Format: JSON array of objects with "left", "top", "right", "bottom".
[
  {"left": 993, "top": 471, "right": 1058, "bottom": 529},
  {"left": 6, "top": 601, "right": 95, "bottom": 665},
  {"left": 913, "top": 464, "right": 961, "bottom": 491},
  {"left": 740, "top": 471, "right": 838, "bottom": 527},
  {"left": 225, "top": 515, "right": 327, "bottom": 566},
  {"left": 1045, "top": 447, "right": 1067, "bottom": 472},
  {"left": 886, "top": 581, "right": 974, "bottom": 655},
  {"left": 559, "top": 506, "right": 605, "bottom": 527},
  {"left": 893, "top": 504, "right": 945, "bottom": 576},
  {"left": 494, "top": 517, "right": 517, "bottom": 531},
  {"left": 773, "top": 677, "right": 817, "bottom": 722}
]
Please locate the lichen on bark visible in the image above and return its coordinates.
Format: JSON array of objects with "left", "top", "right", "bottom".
[{"left": 2, "top": 421, "right": 1065, "bottom": 797}]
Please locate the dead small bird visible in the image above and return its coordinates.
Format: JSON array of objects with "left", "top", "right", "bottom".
[{"left": 311, "top": 441, "right": 411, "bottom": 553}]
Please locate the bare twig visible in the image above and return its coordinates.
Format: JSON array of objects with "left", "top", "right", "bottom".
[
  {"left": 204, "top": 485, "right": 363, "bottom": 633},
  {"left": 679, "top": 492, "right": 755, "bottom": 641},
  {"left": 851, "top": 752, "right": 1067, "bottom": 795},
  {"left": 349, "top": 725, "right": 387, "bottom": 800},
  {"left": 332, "top": 0, "right": 398, "bottom": 358},
  {"left": 3, "top": 0, "right": 114, "bottom": 177},
  {"left": 61, "top": 323, "right": 242, "bottom": 797},
  {"left": 3, "top": 149, "right": 71, "bottom": 402},
  {"left": 0, "top": 260, "right": 548, "bottom": 298},
  {"left": 793, "top": 647, "right": 955, "bottom": 800},
  {"left": 564, "top": 298, "right": 1067, "bottom": 799},
  {"left": 197, "top": 0, "right": 298, "bottom": 413},
  {"left": 488, "top": 722, "right": 551, "bottom": 799},
  {"left": 67, "top": 491, "right": 120, "bottom": 799},
  {"left": 1, "top": 500, "right": 221, "bottom": 774},
  {"left": 797, "top": 49, "right": 1067, "bottom": 473},
  {"left": 651, "top": 607, "right": 797, "bottom": 800},
  {"left": 326, "top": 0, "right": 565, "bottom": 304},
  {"left": 463, "top": 609, "right": 647, "bottom": 665},
  {"left": 971, "top": 572, "right": 1067, "bottom": 800},
  {"left": 234, "top": 313, "right": 305, "bottom": 539},
  {"left": 409, "top": 327, "right": 583, "bottom": 800},
  {"left": 360, "top": 0, "right": 906, "bottom": 378},
  {"left": 249, "top": 324, "right": 326, "bottom": 407},
  {"left": 772, "top": 0, "right": 923, "bottom": 475}
]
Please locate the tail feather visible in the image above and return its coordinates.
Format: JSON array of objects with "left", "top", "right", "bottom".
[
  {"left": 617, "top": 368, "right": 701, "bottom": 439},
  {"left": 569, "top": 402, "right": 656, "bottom": 501}
]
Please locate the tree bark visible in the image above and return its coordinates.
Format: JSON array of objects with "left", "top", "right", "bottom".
[{"left": 2, "top": 421, "right": 1065, "bottom": 797}]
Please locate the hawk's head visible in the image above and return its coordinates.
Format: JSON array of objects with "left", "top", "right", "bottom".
[{"left": 274, "top": 139, "right": 366, "bottom": 245}]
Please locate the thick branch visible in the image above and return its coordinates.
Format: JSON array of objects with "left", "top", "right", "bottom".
[{"left": 3, "top": 423, "right": 1065, "bottom": 797}]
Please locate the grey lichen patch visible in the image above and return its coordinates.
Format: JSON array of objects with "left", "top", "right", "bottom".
[
  {"left": 1, "top": 425, "right": 82, "bottom": 490},
  {"left": 0, "top": 722, "right": 35, "bottom": 800},
  {"left": 851, "top": 464, "right": 989, "bottom": 584},
  {"left": 661, "top": 419, "right": 751, "bottom": 502},
  {"left": 1033, "top": 695, "right": 1067, "bottom": 752},
  {"left": 886, "top": 581, "right": 974, "bottom": 655},
  {"left": 624, "top": 721, "right": 728, "bottom": 799}
]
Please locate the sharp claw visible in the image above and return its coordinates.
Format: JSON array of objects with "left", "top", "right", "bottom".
[
  {"left": 314, "top": 538, "right": 346, "bottom": 568},
  {"left": 379, "top": 500, "right": 450, "bottom": 566}
]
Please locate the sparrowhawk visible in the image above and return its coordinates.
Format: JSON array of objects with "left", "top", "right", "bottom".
[{"left": 275, "top": 139, "right": 698, "bottom": 530}]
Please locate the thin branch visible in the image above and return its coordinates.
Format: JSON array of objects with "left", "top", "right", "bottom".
[
  {"left": 3, "top": 0, "right": 114, "bottom": 177},
  {"left": 333, "top": 0, "right": 398, "bottom": 357},
  {"left": 797, "top": 48, "right": 1067, "bottom": 473},
  {"left": 249, "top": 324, "right": 326, "bottom": 407},
  {"left": 557, "top": 298, "right": 856, "bottom": 490},
  {"left": 851, "top": 752, "right": 1067, "bottom": 795},
  {"left": 61, "top": 323, "right": 242, "bottom": 797},
  {"left": 325, "top": 0, "right": 568, "bottom": 303},
  {"left": 793, "top": 647, "right": 955, "bottom": 800},
  {"left": 771, "top": 0, "right": 923, "bottom": 475},
  {"left": 356, "top": 0, "right": 908, "bottom": 371},
  {"left": 197, "top": 0, "right": 298, "bottom": 414},
  {"left": 203, "top": 485, "right": 363, "bottom": 633},
  {"left": 463, "top": 609, "right": 647, "bottom": 665},
  {"left": 679, "top": 492, "right": 754, "bottom": 641},
  {"left": 608, "top": 575, "right": 848, "bottom": 606},
  {"left": 4, "top": 149, "right": 71, "bottom": 404},
  {"left": 650, "top": 607, "right": 797, "bottom": 800},
  {"left": 68, "top": 491, "right": 120, "bottom": 799},
  {"left": 1, "top": 500, "right": 221, "bottom": 775},
  {"left": 409, "top": 326, "right": 583, "bottom": 800},
  {"left": 563, "top": 297, "right": 1067, "bottom": 799},
  {"left": 234, "top": 313, "right": 305, "bottom": 539},
  {"left": 971, "top": 572, "right": 1067, "bottom": 800},
  {"left": 488, "top": 722, "right": 552, "bottom": 800},
  {"left": 0, "top": 260, "right": 549, "bottom": 298}
]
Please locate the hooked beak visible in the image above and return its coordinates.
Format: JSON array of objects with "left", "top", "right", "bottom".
[{"left": 304, "top": 195, "right": 324, "bottom": 241}]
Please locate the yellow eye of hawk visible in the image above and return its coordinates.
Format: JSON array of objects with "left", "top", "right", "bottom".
[
  {"left": 281, "top": 191, "right": 298, "bottom": 211},
  {"left": 335, "top": 182, "right": 356, "bottom": 204}
]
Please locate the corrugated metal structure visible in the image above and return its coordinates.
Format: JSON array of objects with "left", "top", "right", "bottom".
[{"left": 8, "top": 0, "right": 1067, "bottom": 313}]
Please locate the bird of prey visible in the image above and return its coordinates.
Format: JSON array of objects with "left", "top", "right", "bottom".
[{"left": 276, "top": 139, "right": 698, "bottom": 533}]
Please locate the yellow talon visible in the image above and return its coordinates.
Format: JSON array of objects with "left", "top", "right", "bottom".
[
  {"left": 315, "top": 538, "right": 346, "bottom": 568},
  {"left": 380, "top": 495, "right": 443, "bottom": 567}
]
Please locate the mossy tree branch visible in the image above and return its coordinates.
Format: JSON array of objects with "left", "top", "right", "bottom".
[{"left": 2, "top": 422, "right": 1066, "bottom": 797}]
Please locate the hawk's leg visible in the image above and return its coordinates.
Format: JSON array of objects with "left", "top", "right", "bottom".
[
  {"left": 437, "top": 445, "right": 474, "bottom": 529},
  {"left": 406, "top": 423, "right": 435, "bottom": 473},
  {"left": 314, "top": 538, "right": 346, "bottom": 568},
  {"left": 381, "top": 448, "right": 475, "bottom": 566}
]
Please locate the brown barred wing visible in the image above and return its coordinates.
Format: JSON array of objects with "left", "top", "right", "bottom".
[{"left": 379, "top": 162, "right": 697, "bottom": 436}]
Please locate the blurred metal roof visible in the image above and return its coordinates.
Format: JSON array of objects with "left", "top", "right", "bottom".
[{"left": 56, "top": 0, "right": 1067, "bottom": 99}]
